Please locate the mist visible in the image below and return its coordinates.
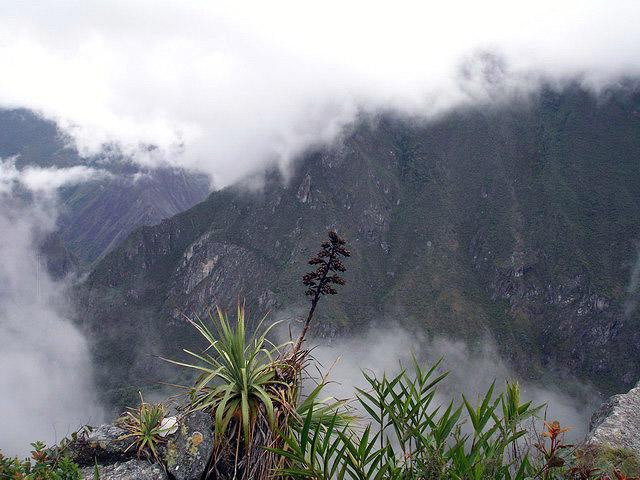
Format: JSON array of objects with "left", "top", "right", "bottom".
[
  {"left": 0, "top": 169, "right": 104, "bottom": 457},
  {"left": 1, "top": 1, "right": 640, "bottom": 186},
  {"left": 309, "top": 325, "right": 600, "bottom": 442}
]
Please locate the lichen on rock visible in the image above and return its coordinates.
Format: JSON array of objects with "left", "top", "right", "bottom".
[{"left": 161, "top": 411, "right": 214, "bottom": 480}]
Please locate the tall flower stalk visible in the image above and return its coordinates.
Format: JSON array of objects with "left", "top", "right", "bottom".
[{"left": 292, "top": 230, "right": 350, "bottom": 355}]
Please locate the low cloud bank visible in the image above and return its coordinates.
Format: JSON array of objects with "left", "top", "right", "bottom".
[
  {"left": 0, "top": 158, "right": 110, "bottom": 194},
  {"left": 1, "top": 1, "right": 640, "bottom": 185},
  {"left": 0, "top": 177, "right": 104, "bottom": 456}
]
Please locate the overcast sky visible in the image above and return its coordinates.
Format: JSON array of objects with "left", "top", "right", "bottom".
[{"left": 1, "top": 1, "right": 640, "bottom": 186}]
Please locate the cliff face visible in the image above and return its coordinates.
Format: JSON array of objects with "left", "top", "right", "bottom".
[{"left": 80, "top": 83, "right": 640, "bottom": 407}]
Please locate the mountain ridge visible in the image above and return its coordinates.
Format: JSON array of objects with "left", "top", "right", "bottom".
[{"left": 0, "top": 108, "right": 210, "bottom": 265}]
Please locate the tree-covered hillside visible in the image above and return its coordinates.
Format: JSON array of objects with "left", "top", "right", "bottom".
[{"left": 80, "top": 83, "right": 640, "bottom": 407}]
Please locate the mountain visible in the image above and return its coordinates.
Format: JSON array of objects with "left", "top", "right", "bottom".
[
  {"left": 56, "top": 168, "right": 209, "bottom": 264},
  {"left": 0, "top": 109, "right": 210, "bottom": 265},
  {"left": 79, "top": 82, "right": 640, "bottom": 408}
]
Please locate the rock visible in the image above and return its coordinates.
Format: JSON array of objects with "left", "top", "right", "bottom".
[
  {"left": 587, "top": 382, "right": 640, "bottom": 455},
  {"left": 81, "top": 458, "right": 167, "bottom": 480},
  {"left": 296, "top": 173, "right": 311, "bottom": 203},
  {"left": 66, "top": 424, "right": 136, "bottom": 466},
  {"left": 162, "top": 411, "right": 214, "bottom": 480}
]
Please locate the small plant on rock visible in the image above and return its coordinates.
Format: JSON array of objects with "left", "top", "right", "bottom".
[
  {"left": 166, "top": 305, "right": 292, "bottom": 479},
  {"left": 167, "top": 232, "right": 353, "bottom": 479},
  {"left": 117, "top": 392, "right": 167, "bottom": 462},
  {"left": 166, "top": 305, "right": 284, "bottom": 445}
]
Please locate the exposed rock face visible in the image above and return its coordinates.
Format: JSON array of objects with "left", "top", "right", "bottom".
[
  {"left": 66, "top": 424, "right": 135, "bottom": 466},
  {"left": 81, "top": 459, "right": 167, "bottom": 480},
  {"left": 587, "top": 382, "right": 640, "bottom": 454},
  {"left": 68, "top": 412, "right": 215, "bottom": 480},
  {"left": 162, "top": 411, "right": 215, "bottom": 480}
]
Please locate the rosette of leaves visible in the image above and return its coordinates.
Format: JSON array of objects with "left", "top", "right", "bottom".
[{"left": 117, "top": 393, "right": 167, "bottom": 462}]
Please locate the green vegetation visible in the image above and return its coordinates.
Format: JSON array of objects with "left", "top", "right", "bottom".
[
  {"left": 165, "top": 302, "right": 351, "bottom": 479},
  {"left": 165, "top": 305, "right": 286, "bottom": 446},
  {"left": 6, "top": 230, "right": 640, "bottom": 479},
  {"left": 270, "top": 361, "right": 547, "bottom": 480},
  {"left": 116, "top": 392, "right": 167, "bottom": 461},
  {"left": 4, "top": 310, "right": 639, "bottom": 480},
  {"left": 0, "top": 441, "right": 81, "bottom": 479},
  {"left": 167, "top": 307, "right": 637, "bottom": 480}
]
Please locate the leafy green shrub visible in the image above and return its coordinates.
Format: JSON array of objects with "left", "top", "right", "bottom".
[
  {"left": 0, "top": 441, "right": 81, "bottom": 479},
  {"left": 269, "top": 359, "right": 570, "bottom": 480}
]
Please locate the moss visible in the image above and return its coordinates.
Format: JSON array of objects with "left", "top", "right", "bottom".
[
  {"left": 597, "top": 445, "right": 640, "bottom": 476},
  {"left": 576, "top": 444, "right": 640, "bottom": 477}
]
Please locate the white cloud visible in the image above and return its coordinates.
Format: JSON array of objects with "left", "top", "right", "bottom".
[
  {"left": 0, "top": 1, "right": 639, "bottom": 185},
  {"left": 0, "top": 158, "right": 110, "bottom": 194}
]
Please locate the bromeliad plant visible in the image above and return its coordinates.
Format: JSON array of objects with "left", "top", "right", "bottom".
[
  {"left": 167, "top": 305, "right": 300, "bottom": 479},
  {"left": 166, "top": 305, "right": 285, "bottom": 446},
  {"left": 166, "top": 231, "right": 352, "bottom": 479},
  {"left": 167, "top": 307, "right": 353, "bottom": 479}
]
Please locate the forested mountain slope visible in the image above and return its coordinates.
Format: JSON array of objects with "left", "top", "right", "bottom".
[{"left": 81, "top": 83, "right": 640, "bottom": 406}]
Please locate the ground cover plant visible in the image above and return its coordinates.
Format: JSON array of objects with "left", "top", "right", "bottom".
[
  {"left": 116, "top": 392, "right": 168, "bottom": 462},
  {"left": 0, "top": 441, "right": 81, "bottom": 480}
]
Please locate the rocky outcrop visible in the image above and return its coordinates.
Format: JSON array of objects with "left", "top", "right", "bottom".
[
  {"left": 162, "top": 411, "right": 215, "bottom": 480},
  {"left": 81, "top": 459, "right": 167, "bottom": 480},
  {"left": 66, "top": 424, "right": 135, "bottom": 466},
  {"left": 587, "top": 382, "right": 640, "bottom": 454},
  {"left": 67, "top": 411, "right": 214, "bottom": 480}
]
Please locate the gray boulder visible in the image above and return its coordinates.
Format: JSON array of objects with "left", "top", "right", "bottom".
[
  {"left": 162, "top": 411, "right": 215, "bottom": 480},
  {"left": 587, "top": 382, "right": 640, "bottom": 454},
  {"left": 81, "top": 458, "right": 167, "bottom": 480},
  {"left": 66, "top": 424, "right": 136, "bottom": 466}
]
